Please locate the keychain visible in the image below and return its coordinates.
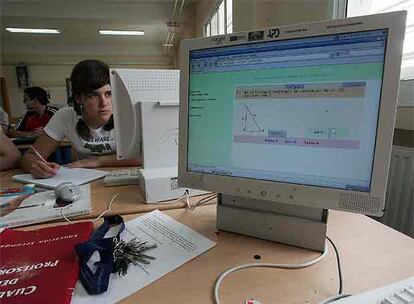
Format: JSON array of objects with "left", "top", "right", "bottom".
[{"left": 76, "top": 215, "right": 157, "bottom": 294}]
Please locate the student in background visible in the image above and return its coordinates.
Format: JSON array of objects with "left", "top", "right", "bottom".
[
  {"left": 0, "top": 128, "right": 21, "bottom": 171},
  {"left": 8, "top": 87, "right": 57, "bottom": 138},
  {"left": 21, "top": 59, "right": 140, "bottom": 178}
]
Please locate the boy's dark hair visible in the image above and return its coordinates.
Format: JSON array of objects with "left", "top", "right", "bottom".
[
  {"left": 24, "top": 87, "right": 49, "bottom": 105},
  {"left": 70, "top": 59, "right": 113, "bottom": 140},
  {"left": 71, "top": 59, "right": 110, "bottom": 115}
]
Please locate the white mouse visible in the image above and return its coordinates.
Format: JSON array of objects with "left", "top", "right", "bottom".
[{"left": 54, "top": 182, "right": 81, "bottom": 205}]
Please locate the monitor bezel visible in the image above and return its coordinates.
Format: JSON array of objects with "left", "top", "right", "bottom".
[{"left": 178, "top": 11, "right": 406, "bottom": 216}]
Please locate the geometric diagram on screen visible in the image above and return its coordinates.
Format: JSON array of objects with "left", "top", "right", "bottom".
[{"left": 241, "top": 104, "right": 264, "bottom": 133}]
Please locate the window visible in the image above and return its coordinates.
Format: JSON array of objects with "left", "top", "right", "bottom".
[
  {"left": 347, "top": 0, "right": 414, "bottom": 78},
  {"left": 204, "top": 0, "right": 233, "bottom": 37}
]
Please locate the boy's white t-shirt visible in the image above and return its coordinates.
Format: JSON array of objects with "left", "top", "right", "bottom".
[{"left": 44, "top": 107, "right": 116, "bottom": 159}]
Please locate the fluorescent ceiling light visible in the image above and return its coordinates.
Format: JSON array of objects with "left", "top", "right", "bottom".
[
  {"left": 99, "top": 30, "right": 144, "bottom": 36},
  {"left": 5, "top": 28, "right": 60, "bottom": 34}
]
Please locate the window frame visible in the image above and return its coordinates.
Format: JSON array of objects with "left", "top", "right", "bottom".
[
  {"left": 204, "top": 0, "right": 233, "bottom": 37},
  {"left": 344, "top": 0, "right": 414, "bottom": 80}
]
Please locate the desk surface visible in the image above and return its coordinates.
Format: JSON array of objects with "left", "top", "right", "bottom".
[
  {"left": 108, "top": 205, "right": 414, "bottom": 304},
  {"left": 5, "top": 198, "right": 414, "bottom": 303},
  {"left": 0, "top": 169, "right": 212, "bottom": 221}
]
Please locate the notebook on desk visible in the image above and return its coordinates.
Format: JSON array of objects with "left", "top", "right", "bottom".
[
  {"left": 13, "top": 167, "right": 108, "bottom": 189},
  {"left": 0, "top": 184, "right": 92, "bottom": 228}
]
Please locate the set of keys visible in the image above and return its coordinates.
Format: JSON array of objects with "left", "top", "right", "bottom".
[{"left": 113, "top": 238, "right": 158, "bottom": 276}]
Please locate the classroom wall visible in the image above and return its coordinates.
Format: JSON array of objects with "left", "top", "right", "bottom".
[
  {"left": 234, "top": 0, "right": 330, "bottom": 32},
  {"left": 2, "top": 55, "right": 173, "bottom": 118},
  {"left": 346, "top": 0, "right": 413, "bottom": 135},
  {"left": 3, "top": 0, "right": 412, "bottom": 133},
  {"left": 396, "top": 80, "right": 414, "bottom": 133},
  {"left": 1, "top": 1, "right": 174, "bottom": 119},
  {"left": 171, "top": 1, "right": 197, "bottom": 69},
  {"left": 396, "top": 108, "right": 414, "bottom": 130},
  {"left": 192, "top": 0, "right": 331, "bottom": 38},
  {"left": 394, "top": 105, "right": 414, "bottom": 148},
  {"left": 194, "top": 0, "right": 217, "bottom": 37}
]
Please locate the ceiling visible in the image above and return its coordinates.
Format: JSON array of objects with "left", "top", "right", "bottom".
[{"left": 0, "top": 0, "right": 189, "bottom": 57}]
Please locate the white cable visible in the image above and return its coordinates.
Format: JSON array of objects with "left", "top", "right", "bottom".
[
  {"left": 61, "top": 205, "right": 73, "bottom": 223},
  {"left": 195, "top": 193, "right": 217, "bottom": 208},
  {"left": 214, "top": 241, "right": 329, "bottom": 304},
  {"left": 186, "top": 193, "right": 217, "bottom": 211},
  {"left": 184, "top": 190, "right": 192, "bottom": 210},
  {"left": 157, "top": 191, "right": 188, "bottom": 207},
  {"left": 93, "top": 193, "right": 121, "bottom": 223},
  {"left": 61, "top": 193, "right": 121, "bottom": 224}
]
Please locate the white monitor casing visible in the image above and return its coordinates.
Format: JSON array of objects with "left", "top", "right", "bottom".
[
  {"left": 110, "top": 68, "right": 205, "bottom": 203},
  {"left": 110, "top": 69, "right": 180, "bottom": 168},
  {"left": 178, "top": 11, "right": 406, "bottom": 216}
]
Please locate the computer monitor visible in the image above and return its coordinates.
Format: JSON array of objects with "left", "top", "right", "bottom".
[
  {"left": 110, "top": 69, "right": 205, "bottom": 203},
  {"left": 178, "top": 11, "right": 406, "bottom": 251},
  {"left": 110, "top": 69, "right": 180, "bottom": 166}
]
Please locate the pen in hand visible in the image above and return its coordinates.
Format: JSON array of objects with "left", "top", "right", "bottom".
[
  {"left": 29, "top": 146, "right": 60, "bottom": 177},
  {"left": 30, "top": 145, "right": 48, "bottom": 164}
]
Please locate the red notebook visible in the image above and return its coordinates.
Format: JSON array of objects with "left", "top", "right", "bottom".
[{"left": 0, "top": 221, "right": 93, "bottom": 304}]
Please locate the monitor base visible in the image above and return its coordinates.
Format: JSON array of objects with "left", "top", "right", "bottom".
[
  {"left": 139, "top": 166, "right": 206, "bottom": 203},
  {"left": 217, "top": 194, "right": 328, "bottom": 252}
]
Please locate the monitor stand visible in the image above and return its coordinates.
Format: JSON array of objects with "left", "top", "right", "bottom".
[
  {"left": 137, "top": 166, "right": 207, "bottom": 203},
  {"left": 217, "top": 194, "right": 328, "bottom": 252}
]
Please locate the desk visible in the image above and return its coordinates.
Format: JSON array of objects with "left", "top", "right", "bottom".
[
  {"left": 5, "top": 198, "right": 414, "bottom": 302},
  {"left": 0, "top": 169, "right": 213, "bottom": 220},
  {"left": 104, "top": 205, "right": 414, "bottom": 304}
]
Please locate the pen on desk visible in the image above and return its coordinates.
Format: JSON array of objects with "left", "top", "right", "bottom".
[{"left": 30, "top": 145, "right": 48, "bottom": 164}]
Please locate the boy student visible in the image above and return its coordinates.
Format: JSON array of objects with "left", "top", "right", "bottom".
[
  {"left": 21, "top": 60, "right": 140, "bottom": 178},
  {"left": 8, "top": 86, "right": 57, "bottom": 138}
]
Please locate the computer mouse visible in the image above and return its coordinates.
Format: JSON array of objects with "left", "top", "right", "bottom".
[{"left": 54, "top": 182, "right": 81, "bottom": 207}]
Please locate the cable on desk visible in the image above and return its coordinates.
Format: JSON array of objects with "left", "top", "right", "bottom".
[
  {"left": 318, "top": 237, "right": 354, "bottom": 304},
  {"left": 94, "top": 193, "right": 121, "bottom": 223},
  {"left": 214, "top": 241, "right": 329, "bottom": 304},
  {"left": 61, "top": 192, "right": 122, "bottom": 224},
  {"left": 326, "top": 236, "right": 343, "bottom": 294},
  {"left": 61, "top": 205, "right": 73, "bottom": 223},
  {"left": 186, "top": 193, "right": 217, "bottom": 211},
  {"left": 62, "top": 191, "right": 217, "bottom": 224},
  {"left": 157, "top": 190, "right": 193, "bottom": 208}
]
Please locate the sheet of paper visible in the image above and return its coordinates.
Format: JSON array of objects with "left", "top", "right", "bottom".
[
  {"left": 13, "top": 167, "right": 107, "bottom": 189},
  {"left": 72, "top": 209, "right": 216, "bottom": 304}
]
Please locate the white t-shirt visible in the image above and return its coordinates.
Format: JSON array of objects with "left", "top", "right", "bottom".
[{"left": 44, "top": 107, "right": 116, "bottom": 159}]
